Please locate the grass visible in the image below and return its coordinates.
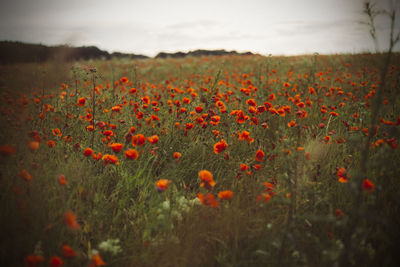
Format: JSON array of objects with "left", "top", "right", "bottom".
[{"left": 0, "top": 52, "right": 400, "bottom": 266}]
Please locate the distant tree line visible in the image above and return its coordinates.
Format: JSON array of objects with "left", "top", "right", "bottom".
[
  {"left": 0, "top": 41, "right": 256, "bottom": 64},
  {"left": 0, "top": 41, "right": 148, "bottom": 64},
  {"left": 155, "top": 49, "right": 254, "bottom": 58}
]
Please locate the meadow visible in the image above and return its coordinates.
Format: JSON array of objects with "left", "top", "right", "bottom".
[{"left": 0, "top": 51, "right": 399, "bottom": 267}]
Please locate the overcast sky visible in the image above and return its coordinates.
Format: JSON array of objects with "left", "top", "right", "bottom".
[{"left": 0, "top": 0, "right": 399, "bottom": 57}]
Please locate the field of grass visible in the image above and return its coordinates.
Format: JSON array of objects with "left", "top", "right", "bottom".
[{"left": 0, "top": 52, "right": 399, "bottom": 266}]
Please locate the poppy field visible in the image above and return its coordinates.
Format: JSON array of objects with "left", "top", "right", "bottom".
[{"left": 0, "top": 51, "right": 400, "bottom": 266}]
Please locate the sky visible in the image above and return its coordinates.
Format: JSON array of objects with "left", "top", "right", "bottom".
[{"left": 0, "top": 0, "right": 399, "bottom": 57}]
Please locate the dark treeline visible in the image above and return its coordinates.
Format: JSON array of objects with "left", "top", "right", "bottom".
[
  {"left": 0, "top": 41, "right": 148, "bottom": 64},
  {"left": 155, "top": 49, "right": 254, "bottom": 58},
  {"left": 0, "top": 41, "right": 256, "bottom": 64}
]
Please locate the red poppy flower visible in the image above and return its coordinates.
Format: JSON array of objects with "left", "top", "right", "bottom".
[
  {"left": 125, "top": 149, "right": 139, "bottom": 160},
  {"left": 132, "top": 134, "right": 146, "bottom": 146},
  {"left": 213, "top": 139, "right": 228, "bottom": 154},
  {"left": 255, "top": 149, "right": 265, "bottom": 162},
  {"left": 218, "top": 190, "right": 233, "bottom": 200},
  {"left": 109, "top": 143, "right": 123, "bottom": 153}
]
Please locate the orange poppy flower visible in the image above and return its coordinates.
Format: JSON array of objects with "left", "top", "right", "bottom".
[
  {"left": 323, "top": 136, "right": 331, "bottom": 144},
  {"left": 239, "top": 163, "right": 249, "bottom": 171},
  {"left": 337, "top": 167, "right": 348, "bottom": 183},
  {"left": 257, "top": 193, "right": 271, "bottom": 203},
  {"left": 109, "top": 143, "right": 123, "bottom": 153},
  {"left": 213, "top": 139, "right": 228, "bottom": 154},
  {"left": 218, "top": 190, "right": 233, "bottom": 200},
  {"left": 173, "top": 152, "right": 181, "bottom": 159},
  {"left": 49, "top": 256, "right": 63, "bottom": 267},
  {"left": 24, "top": 254, "right": 45, "bottom": 267},
  {"left": 64, "top": 211, "right": 80, "bottom": 229},
  {"left": 147, "top": 135, "right": 159, "bottom": 144},
  {"left": 77, "top": 97, "right": 86, "bottom": 106},
  {"left": 156, "top": 179, "right": 172, "bottom": 192},
  {"left": 253, "top": 164, "right": 262, "bottom": 170},
  {"left": 83, "top": 148, "right": 94, "bottom": 157},
  {"left": 287, "top": 121, "right": 296, "bottom": 127},
  {"left": 238, "top": 131, "right": 254, "bottom": 143},
  {"left": 199, "top": 170, "right": 215, "bottom": 189},
  {"left": 255, "top": 149, "right": 265, "bottom": 162},
  {"left": 52, "top": 128, "right": 62, "bottom": 137},
  {"left": 28, "top": 141, "right": 40, "bottom": 152},
  {"left": 264, "top": 182, "right": 274, "bottom": 192},
  {"left": 112, "top": 105, "right": 121, "bottom": 112},
  {"left": 197, "top": 193, "right": 218, "bottom": 207},
  {"left": 47, "top": 140, "right": 56, "bottom": 148},
  {"left": 125, "top": 149, "right": 139, "bottom": 160},
  {"left": 58, "top": 175, "right": 67, "bottom": 186},
  {"left": 92, "top": 152, "right": 102, "bottom": 160},
  {"left": 20, "top": 169, "right": 32, "bottom": 182},
  {"left": 90, "top": 253, "right": 106, "bottom": 267},
  {"left": 102, "top": 154, "right": 119, "bottom": 165},
  {"left": 62, "top": 244, "right": 77, "bottom": 258},
  {"left": 0, "top": 145, "right": 15, "bottom": 156},
  {"left": 132, "top": 134, "right": 146, "bottom": 146}
]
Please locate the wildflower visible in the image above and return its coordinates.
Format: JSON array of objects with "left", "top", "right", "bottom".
[
  {"left": 47, "top": 140, "right": 56, "bottom": 148},
  {"left": 0, "top": 145, "right": 15, "bottom": 156},
  {"left": 362, "top": 179, "right": 374, "bottom": 192},
  {"left": 335, "top": 209, "right": 344, "bottom": 219},
  {"left": 77, "top": 97, "right": 86, "bottom": 106},
  {"left": 20, "top": 169, "right": 32, "bottom": 182},
  {"left": 102, "top": 154, "right": 119, "bottom": 165},
  {"left": 28, "top": 141, "right": 39, "bottom": 152},
  {"left": 83, "top": 148, "right": 94, "bottom": 157},
  {"left": 109, "top": 143, "right": 123, "bottom": 153},
  {"left": 218, "top": 190, "right": 233, "bottom": 200},
  {"left": 295, "top": 110, "right": 307, "bottom": 119},
  {"left": 52, "top": 128, "right": 62, "bottom": 137},
  {"left": 112, "top": 105, "right": 121, "bottom": 112},
  {"left": 24, "top": 254, "right": 45, "bottom": 267},
  {"left": 64, "top": 212, "right": 80, "bottom": 229},
  {"left": 239, "top": 163, "right": 249, "bottom": 171},
  {"left": 337, "top": 167, "right": 348, "bottom": 183},
  {"left": 213, "top": 139, "right": 228, "bottom": 154},
  {"left": 185, "top": 123, "right": 194, "bottom": 130},
  {"left": 257, "top": 193, "right": 271, "bottom": 203},
  {"left": 132, "top": 134, "right": 146, "bottom": 146},
  {"left": 173, "top": 152, "right": 181, "bottom": 159},
  {"left": 323, "top": 136, "right": 331, "bottom": 144},
  {"left": 125, "top": 149, "right": 139, "bottom": 160},
  {"left": 156, "top": 179, "right": 172, "bottom": 192},
  {"left": 103, "top": 130, "right": 113, "bottom": 136},
  {"left": 90, "top": 253, "right": 106, "bottom": 267},
  {"left": 49, "top": 256, "right": 63, "bottom": 267},
  {"left": 58, "top": 175, "right": 67, "bottom": 186},
  {"left": 253, "top": 164, "right": 262, "bottom": 170},
  {"left": 62, "top": 245, "right": 77, "bottom": 258},
  {"left": 238, "top": 131, "right": 254, "bottom": 143},
  {"left": 263, "top": 182, "right": 274, "bottom": 192},
  {"left": 93, "top": 152, "right": 102, "bottom": 160},
  {"left": 147, "top": 135, "right": 159, "bottom": 144},
  {"left": 287, "top": 121, "right": 296, "bottom": 127},
  {"left": 198, "top": 170, "right": 215, "bottom": 189},
  {"left": 197, "top": 193, "right": 218, "bottom": 207},
  {"left": 98, "top": 239, "right": 122, "bottom": 256},
  {"left": 255, "top": 149, "right": 265, "bottom": 162},
  {"left": 86, "top": 125, "right": 94, "bottom": 132},
  {"left": 195, "top": 106, "right": 203, "bottom": 113}
]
